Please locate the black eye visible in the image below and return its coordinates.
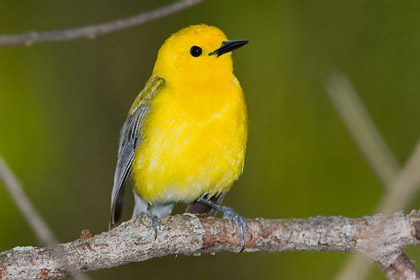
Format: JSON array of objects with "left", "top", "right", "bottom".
[{"left": 190, "top": 46, "right": 202, "bottom": 57}]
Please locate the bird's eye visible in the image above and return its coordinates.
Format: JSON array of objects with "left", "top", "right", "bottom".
[{"left": 190, "top": 46, "right": 202, "bottom": 57}]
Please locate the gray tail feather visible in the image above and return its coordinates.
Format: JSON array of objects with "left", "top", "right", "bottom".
[{"left": 109, "top": 186, "right": 125, "bottom": 229}]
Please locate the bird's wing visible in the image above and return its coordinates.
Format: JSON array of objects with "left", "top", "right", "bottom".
[{"left": 109, "top": 76, "right": 166, "bottom": 228}]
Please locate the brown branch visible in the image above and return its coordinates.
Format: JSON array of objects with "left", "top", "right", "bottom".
[
  {"left": 383, "top": 253, "right": 420, "bottom": 280},
  {"left": 0, "top": 0, "right": 204, "bottom": 46},
  {"left": 1, "top": 212, "right": 420, "bottom": 280}
]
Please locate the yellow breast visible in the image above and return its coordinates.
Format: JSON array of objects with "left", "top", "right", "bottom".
[{"left": 132, "top": 76, "right": 247, "bottom": 204}]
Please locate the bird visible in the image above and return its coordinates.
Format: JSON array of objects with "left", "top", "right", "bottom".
[{"left": 109, "top": 24, "right": 250, "bottom": 246}]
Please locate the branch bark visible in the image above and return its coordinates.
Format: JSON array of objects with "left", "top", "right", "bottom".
[
  {"left": 0, "top": 0, "right": 204, "bottom": 46},
  {"left": 1, "top": 212, "right": 420, "bottom": 280}
]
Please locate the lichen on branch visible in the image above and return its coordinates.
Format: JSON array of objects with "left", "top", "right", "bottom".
[{"left": 1, "top": 212, "right": 420, "bottom": 280}]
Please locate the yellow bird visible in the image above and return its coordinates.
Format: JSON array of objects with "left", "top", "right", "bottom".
[{"left": 110, "top": 24, "right": 249, "bottom": 245}]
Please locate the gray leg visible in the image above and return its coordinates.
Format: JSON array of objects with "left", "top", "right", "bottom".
[
  {"left": 150, "top": 203, "right": 175, "bottom": 219},
  {"left": 132, "top": 191, "right": 174, "bottom": 238},
  {"left": 132, "top": 190, "right": 148, "bottom": 218},
  {"left": 132, "top": 190, "right": 158, "bottom": 237}
]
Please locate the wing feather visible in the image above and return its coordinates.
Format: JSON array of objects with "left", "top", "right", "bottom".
[{"left": 109, "top": 76, "right": 165, "bottom": 228}]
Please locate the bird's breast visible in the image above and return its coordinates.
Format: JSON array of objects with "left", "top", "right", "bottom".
[{"left": 132, "top": 83, "right": 247, "bottom": 204}]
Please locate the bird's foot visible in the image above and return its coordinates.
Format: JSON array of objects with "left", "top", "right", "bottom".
[
  {"left": 145, "top": 213, "right": 160, "bottom": 239},
  {"left": 195, "top": 196, "right": 251, "bottom": 250},
  {"left": 220, "top": 206, "right": 252, "bottom": 250}
]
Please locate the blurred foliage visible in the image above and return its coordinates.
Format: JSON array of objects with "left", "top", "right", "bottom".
[{"left": 1, "top": 0, "right": 420, "bottom": 279}]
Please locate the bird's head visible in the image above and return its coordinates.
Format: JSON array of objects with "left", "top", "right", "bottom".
[{"left": 152, "top": 24, "right": 247, "bottom": 88}]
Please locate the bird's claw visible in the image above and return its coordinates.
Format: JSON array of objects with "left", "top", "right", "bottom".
[
  {"left": 145, "top": 213, "right": 160, "bottom": 239},
  {"left": 221, "top": 206, "right": 252, "bottom": 250}
]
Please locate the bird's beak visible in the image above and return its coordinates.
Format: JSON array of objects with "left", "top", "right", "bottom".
[{"left": 209, "top": 40, "right": 248, "bottom": 57}]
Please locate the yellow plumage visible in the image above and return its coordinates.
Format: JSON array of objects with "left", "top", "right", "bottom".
[
  {"left": 110, "top": 24, "right": 248, "bottom": 234},
  {"left": 134, "top": 25, "right": 247, "bottom": 203},
  {"left": 134, "top": 72, "right": 247, "bottom": 203}
]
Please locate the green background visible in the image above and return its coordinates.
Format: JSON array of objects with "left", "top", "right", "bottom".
[{"left": 1, "top": 0, "right": 420, "bottom": 279}]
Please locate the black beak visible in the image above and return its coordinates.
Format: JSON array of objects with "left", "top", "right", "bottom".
[{"left": 209, "top": 40, "right": 248, "bottom": 57}]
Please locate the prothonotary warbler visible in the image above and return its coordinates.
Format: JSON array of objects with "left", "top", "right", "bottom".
[{"left": 110, "top": 24, "right": 250, "bottom": 246}]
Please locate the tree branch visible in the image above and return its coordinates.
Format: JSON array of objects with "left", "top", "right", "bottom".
[
  {"left": 383, "top": 253, "right": 420, "bottom": 280},
  {"left": 0, "top": 0, "right": 204, "bottom": 46},
  {"left": 1, "top": 212, "right": 420, "bottom": 280}
]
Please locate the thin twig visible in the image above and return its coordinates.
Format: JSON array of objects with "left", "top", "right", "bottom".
[
  {"left": 0, "top": 156, "right": 89, "bottom": 280},
  {"left": 334, "top": 140, "right": 420, "bottom": 280},
  {"left": 0, "top": 157, "right": 57, "bottom": 246},
  {"left": 0, "top": 0, "right": 204, "bottom": 46},
  {"left": 326, "top": 74, "right": 420, "bottom": 280},
  {"left": 377, "top": 139, "right": 420, "bottom": 213},
  {"left": 326, "top": 73, "right": 399, "bottom": 189},
  {"left": 1, "top": 212, "right": 420, "bottom": 280}
]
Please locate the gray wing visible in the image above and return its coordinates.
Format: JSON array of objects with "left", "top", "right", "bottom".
[{"left": 109, "top": 76, "right": 165, "bottom": 228}]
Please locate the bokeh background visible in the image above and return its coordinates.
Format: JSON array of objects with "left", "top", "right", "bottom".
[{"left": 1, "top": 0, "right": 420, "bottom": 279}]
